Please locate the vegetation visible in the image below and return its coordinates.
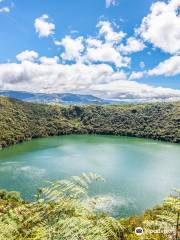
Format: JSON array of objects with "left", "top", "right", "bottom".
[
  {"left": 0, "top": 173, "right": 124, "bottom": 240},
  {"left": 0, "top": 97, "right": 179, "bottom": 238},
  {"left": 121, "top": 189, "right": 180, "bottom": 240},
  {"left": 0, "top": 173, "right": 179, "bottom": 240},
  {"left": 0, "top": 97, "right": 179, "bottom": 148}
]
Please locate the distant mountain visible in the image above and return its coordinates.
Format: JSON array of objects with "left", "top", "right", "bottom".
[
  {"left": 0, "top": 90, "right": 109, "bottom": 105},
  {"left": 1, "top": 90, "right": 175, "bottom": 105}
]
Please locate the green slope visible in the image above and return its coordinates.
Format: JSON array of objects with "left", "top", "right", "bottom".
[{"left": 0, "top": 97, "right": 179, "bottom": 148}]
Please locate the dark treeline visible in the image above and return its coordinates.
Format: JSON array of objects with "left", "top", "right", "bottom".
[{"left": 0, "top": 97, "right": 179, "bottom": 148}]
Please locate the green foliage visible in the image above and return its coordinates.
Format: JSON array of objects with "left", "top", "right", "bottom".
[
  {"left": 0, "top": 173, "right": 123, "bottom": 240},
  {"left": 0, "top": 173, "right": 179, "bottom": 240},
  {"left": 144, "top": 189, "right": 180, "bottom": 240},
  {"left": 0, "top": 97, "right": 179, "bottom": 148},
  {"left": 121, "top": 189, "right": 180, "bottom": 240},
  {"left": 0, "top": 96, "right": 179, "bottom": 239},
  {"left": 0, "top": 189, "right": 22, "bottom": 201},
  {"left": 0, "top": 217, "right": 18, "bottom": 240}
]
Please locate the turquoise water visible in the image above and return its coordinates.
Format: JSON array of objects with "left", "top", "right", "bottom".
[{"left": 0, "top": 135, "right": 179, "bottom": 217}]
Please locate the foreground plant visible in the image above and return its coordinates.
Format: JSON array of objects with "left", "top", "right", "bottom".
[
  {"left": 0, "top": 173, "right": 124, "bottom": 240},
  {"left": 0, "top": 174, "right": 179, "bottom": 240},
  {"left": 143, "top": 189, "right": 180, "bottom": 240}
]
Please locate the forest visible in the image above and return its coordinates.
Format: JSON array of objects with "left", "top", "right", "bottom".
[{"left": 0, "top": 96, "right": 180, "bottom": 148}]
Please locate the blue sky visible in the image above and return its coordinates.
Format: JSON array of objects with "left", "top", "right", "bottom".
[{"left": 0, "top": 0, "right": 179, "bottom": 100}]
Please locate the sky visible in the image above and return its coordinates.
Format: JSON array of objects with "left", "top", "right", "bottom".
[{"left": 0, "top": 0, "right": 180, "bottom": 101}]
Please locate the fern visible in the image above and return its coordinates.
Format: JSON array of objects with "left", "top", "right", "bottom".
[
  {"left": 143, "top": 189, "right": 180, "bottom": 240},
  {"left": 34, "top": 173, "right": 122, "bottom": 240},
  {"left": 0, "top": 217, "right": 18, "bottom": 240},
  {"left": 0, "top": 173, "right": 122, "bottom": 239},
  {"left": 39, "top": 172, "right": 104, "bottom": 202}
]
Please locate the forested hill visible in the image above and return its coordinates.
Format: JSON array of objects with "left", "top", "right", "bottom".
[{"left": 0, "top": 96, "right": 179, "bottom": 148}]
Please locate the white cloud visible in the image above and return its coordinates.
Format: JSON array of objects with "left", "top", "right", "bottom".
[
  {"left": 80, "top": 21, "right": 130, "bottom": 68},
  {"left": 1, "top": 15, "right": 179, "bottom": 102},
  {"left": 136, "top": 0, "right": 180, "bottom": 54},
  {"left": 97, "top": 21, "right": 126, "bottom": 44},
  {"left": 34, "top": 14, "right": 55, "bottom": 38},
  {"left": 86, "top": 42, "right": 130, "bottom": 68},
  {"left": 53, "top": 20, "right": 136, "bottom": 69},
  {"left": 58, "top": 36, "right": 85, "bottom": 61},
  {"left": 106, "top": 0, "right": 118, "bottom": 8},
  {"left": 119, "top": 37, "right": 146, "bottom": 54},
  {"left": 148, "top": 55, "right": 180, "bottom": 76},
  {"left": 129, "top": 71, "right": 145, "bottom": 80},
  {"left": 55, "top": 36, "right": 84, "bottom": 61},
  {"left": 129, "top": 55, "right": 180, "bottom": 79},
  {"left": 54, "top": 20, "right": 129, "bottom": 67},
  {"left": 39, "top": 56, "right": 59, "bottom": 65},
  {"left": 93, "top": 79, "right": 180, "bottom": 100},
  {"left": 0, "top": 7, "right": 10, "bottom": 13},
  {"left": 86, "top": 38, "right": 102, "bottom": 48},
  {"left": 0, "top": 61, "right": 180, "bottom": 101},
  {"left": 16, "top": 50, "right": 39, "bottom": 62}
]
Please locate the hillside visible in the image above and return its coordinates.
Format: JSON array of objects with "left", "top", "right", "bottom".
[{"left": 0, "top": 97, "right": 179, "bottom": 148}]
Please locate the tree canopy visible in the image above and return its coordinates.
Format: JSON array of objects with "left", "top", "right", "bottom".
[{"left": 0, "top": 97, "right": 179, "bottom": 148}]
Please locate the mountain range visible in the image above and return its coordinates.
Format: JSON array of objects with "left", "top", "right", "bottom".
[
  {"left": 0, "top": 90, "right": 135, "bottom": 105},
  {"left": 0, "top": 90, "right": 177, "bottom": 105},
  {"left": 0, "top": 90, "right": 109, "bottom": 105}
]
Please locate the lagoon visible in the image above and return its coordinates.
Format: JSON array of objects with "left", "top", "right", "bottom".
[{"left": 0, "top": 135, "right": 179, "bottom": 217}]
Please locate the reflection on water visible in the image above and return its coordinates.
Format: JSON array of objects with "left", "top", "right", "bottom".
[{"left": 0, "top": 135, "right": 179, "bottom": 217}]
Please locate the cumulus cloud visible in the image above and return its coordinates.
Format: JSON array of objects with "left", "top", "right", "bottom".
[
  {"left": 86, "top": 38, "right": 102, "bottom": 48},
  {"left": 129, "top": 55, "right": 180, "bottom": 79},
  {"left": 119, "top": 37, "right": 146, "bottom": 54},
  {"left": 0, "top": 6, "right": 10, "bottom": 13},
  {"left": 93, "top": 78, "right": 180, "bottom": 100},
  {"left": 87, "top": 21, "right": 129, "bottom": 67},
  {"left": 39, "top": 56, "right": 59, "bottom": 65},
  {"left": 136, "top": 0, "right": 180, "bottom": 54},
  {"left": 0, "top": 61, "right": 180, "bottom": 101},
  {"left": 55, "top": 36, "right": 85, "bottom": 61},
  {"left": 16, "top": 50, "right": 39, "bottom": 62},
  {"left": 1, "top": 15, "right": 179, "bottom": 102},
  {"left": 86, "top": 41, "right": 130, "bottom": 68},
  {"left": 54, "top": 20, "right": 130, "bottom": 68},
  {"left": 129, "top": 71, "right": 145, "bottom": 80},
  {"left": 84, "top": 21, "right": 130, "bottom": 67},
  {"left": 97, "top": 21, "right": 126, "bottom": 44},
  {"left": 34, "top": 14, "right": 55, "bottom": 38},
  {"left": 148, "top": 55, "right": 180, "bottom": 76}
]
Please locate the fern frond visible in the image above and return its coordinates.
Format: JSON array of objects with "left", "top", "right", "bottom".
[{"left": 40, "top": 172, "right": 104, "bottom": 202}]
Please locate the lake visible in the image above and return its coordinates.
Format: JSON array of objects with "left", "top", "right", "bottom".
[{"left": 0, "top": 135, "right": 179, "bottom": 217}]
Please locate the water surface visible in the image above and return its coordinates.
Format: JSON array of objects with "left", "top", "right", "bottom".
[{"left": 0, "top": 135, "right": 179, "bottom": 217}]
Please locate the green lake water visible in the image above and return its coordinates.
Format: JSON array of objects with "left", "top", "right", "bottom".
[{"left": 0, "top": 135, "right": 179, "bottom": 217}]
